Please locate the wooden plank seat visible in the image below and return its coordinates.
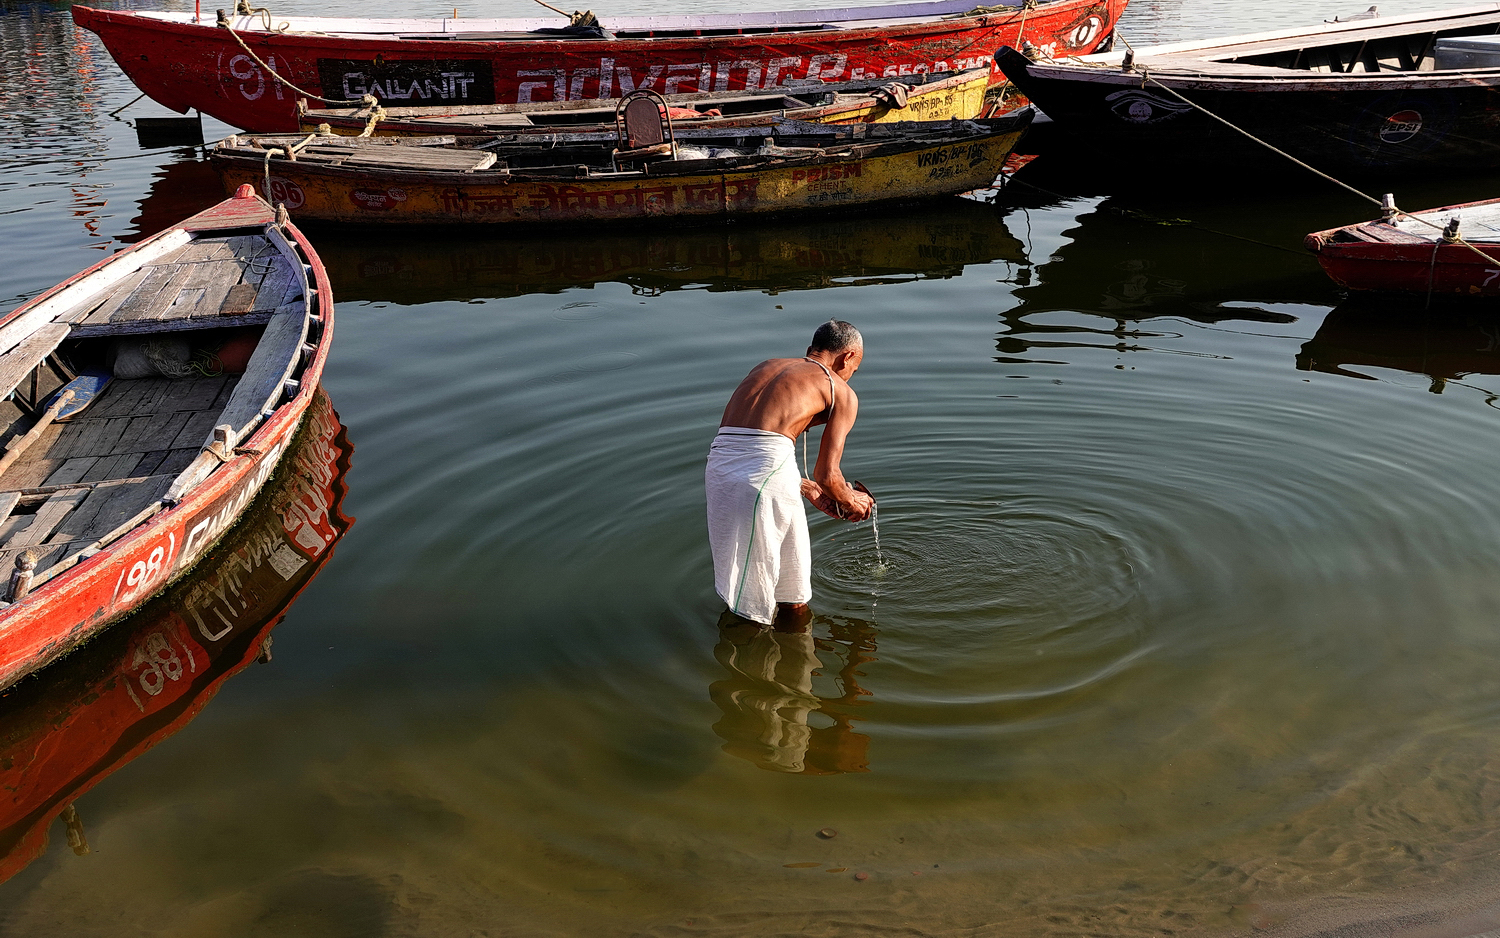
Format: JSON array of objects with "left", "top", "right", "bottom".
[
  {"left": 0, "top": 374, "right": 239, "bottom": 572},
  {"left": 295, "top": 144, "right": 498, "bottom": 171},
  {"left": 62, "top": 234, "right": 303, "bottom": 338}
]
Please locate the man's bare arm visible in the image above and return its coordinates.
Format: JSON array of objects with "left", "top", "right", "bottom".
[{"left": 812, "top": 385, "right": 872, "bottom": 521}]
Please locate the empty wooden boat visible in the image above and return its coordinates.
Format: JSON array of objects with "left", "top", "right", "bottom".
[
  {"left": 0, "top": 185, "right": 334, "bottom": 692},
  {"left": 997, "top": 4, "right": 1500, "bottom": 173},
  {"left": 0, "top": 389, "right": 351, "bottom": 884},
  {"left": 72, "top": 0, "right": 1125, "bottom": 131},
  {"left": 298, "top": 67, "right": 992, "bottom": 137},
  {"left": 1305, "top": 195, "right": 1500, "bottom": 295},
  {"left": 211, "top": 110, "right": 1033, "bottom": 226}
]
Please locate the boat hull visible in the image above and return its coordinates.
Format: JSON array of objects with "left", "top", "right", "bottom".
[
  {"left": 302, "top": 69, "right": 991, "bottom": 136},
  {"left": 997, "top": 46, "right": 1500, "bottom": 174},
  {"left": 212, "top": 122, "right": 1029, "bottom": 225},
  {"left": 0, "top": 203, "right": 335, "bottom": 693},
  {"left": 72, "top": 0, "right": 1124, "bottom": 132},
  {"left": 1307, "top": 238, "right": 1500, "bottom": 295}
]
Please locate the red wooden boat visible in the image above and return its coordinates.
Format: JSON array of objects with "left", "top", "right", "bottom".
[
  {"left": 71, "top": 0, "right": 1126, "bottom": 132},
  {"left": 0, "top": 389, "right": 352, "bottom": 885},
  {"left": 1305, "top": 197, "right": 1500, "bottom": 296},
  {"left": 0, "top": 185, "right": 333, "bottom": 692}
]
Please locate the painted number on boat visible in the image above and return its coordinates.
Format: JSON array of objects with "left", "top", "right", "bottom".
[
  {"left": 111, "top": 533, "right": 177, "bottom": 609},
  {"left": 219, "top": 52, "right": 288, "bottom": 103},
  {"left": 266, "top": 177, "right": 306, "bottom": 210}
]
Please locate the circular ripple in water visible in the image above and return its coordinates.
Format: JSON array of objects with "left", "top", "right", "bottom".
[{"left": 813, "top": 500, "right": 1145, "bottom": 633}]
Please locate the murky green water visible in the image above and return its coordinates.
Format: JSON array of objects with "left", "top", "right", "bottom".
[{"left": 6, "top": 1, "right": 1500, "bottom": 935}]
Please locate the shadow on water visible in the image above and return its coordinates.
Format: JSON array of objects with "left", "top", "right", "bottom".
[
  {"left": 1298, "top": 295, "right": 1500, "bottom": 395},
  {"left": 710, "top": 612, "right": 876, "bottom": 776},
  {"left": 0, "top": 390, "right": 354, "bottom": 886}
]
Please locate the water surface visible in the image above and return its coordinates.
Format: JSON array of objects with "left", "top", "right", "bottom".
[{"left": 5, "top": 1, "right": 1500, "bottom": 935}]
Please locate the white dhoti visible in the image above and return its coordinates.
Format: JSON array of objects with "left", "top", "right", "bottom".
[{"left": 706, "top": 427, "right": 811, "bottom": 625}]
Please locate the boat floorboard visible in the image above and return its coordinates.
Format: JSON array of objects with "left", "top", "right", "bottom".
[{"left": 0, "top": 374, "right": 239, "bottom": 572}]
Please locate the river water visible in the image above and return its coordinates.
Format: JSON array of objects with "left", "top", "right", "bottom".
[{"left": 5, "top": 1, "right": 1500, "bottom": 935}]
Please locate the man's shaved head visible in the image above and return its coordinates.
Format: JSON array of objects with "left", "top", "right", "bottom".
[{"left": 809, "top": 320, "right": 862, "bottom": 354}]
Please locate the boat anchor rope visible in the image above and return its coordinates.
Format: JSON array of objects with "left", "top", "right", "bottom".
[
  {"left": 1112, "top": 42, "right": 1500, "bottom": 281},
  {"left": 217, "top": 9, "right": 379, "bottom": 109}
]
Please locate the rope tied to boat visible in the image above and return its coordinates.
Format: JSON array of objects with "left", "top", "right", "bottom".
[
  {"left": 359, "top": 105, "right": 388, "bottom": 137},
  {"left": 260, "top": 134, "right": 317, "bottom": 206},
  {"left": 216, "top": 10, "right": 380, "bottom": 108},
  {"left": 1117, "top": 62, "right": 1500, "bottom": 272}
]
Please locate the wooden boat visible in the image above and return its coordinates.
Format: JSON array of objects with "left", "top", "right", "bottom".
[
  {"left": 210, "top": 112, "right": 1033, "bottom": 226},
  {"left": 0, "top": 185, "right": 333, "bottom": 693},
  {"left": 1305, "top": 196, "right": 1500, "bottom": 295},
  {"left": 996, "top": 4, "right": 1500, "bottom": 174},
  {"left": 298, "top": 66, "right": 992, "bottom": 137},
  {"left": 0, "top": 389, "right": 352, "bottom": 885},
  {"left": 70, "top": 0, "right": 1126, "bottom": 132}
]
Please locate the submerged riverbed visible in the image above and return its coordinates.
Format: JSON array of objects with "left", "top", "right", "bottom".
[{"left": 5, "top": 0, "right": 1500, "bottom": 935}]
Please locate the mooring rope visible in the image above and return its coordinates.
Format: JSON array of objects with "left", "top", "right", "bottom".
[
  {"left": 217, "top": 11, "right": 378, "bottom": 108},
  {"left": 1109, "top": 50, "right": 1500, "bottom": 270}
]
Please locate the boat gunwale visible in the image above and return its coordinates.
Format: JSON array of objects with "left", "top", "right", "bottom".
[
  {"left": 74, "top": 3, "right": 1033, "bottom": 53},
  {"left": 122, "top": 0, "right": 1029, "bottom": 35}
]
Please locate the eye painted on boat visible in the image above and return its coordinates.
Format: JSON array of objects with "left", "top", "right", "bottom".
[{"left": 1103, "top": 89, "right": 1194, "bottom": 124}]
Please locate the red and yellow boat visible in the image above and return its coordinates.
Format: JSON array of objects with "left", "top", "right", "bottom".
[{"left": 71, "top": 0, "right": 1126, "bottom": 132}]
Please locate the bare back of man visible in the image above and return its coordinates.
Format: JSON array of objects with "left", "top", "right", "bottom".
[{"left": 721, "top": 355, "right": 873, "bottom": 523}]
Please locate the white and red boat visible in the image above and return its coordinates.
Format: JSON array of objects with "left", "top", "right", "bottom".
[
  {"left": 1306, "top": 197, "right": 1500, "bottom": 296},
  {"left": 71, "top": 0, "right": 1126, "bottom": 132},
  {"left": 0, "top": 185, "right": 333, "bottom": 692}
]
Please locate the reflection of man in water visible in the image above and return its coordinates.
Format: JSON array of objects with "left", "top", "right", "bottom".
[
  {"left": 711, "top": 613, "right": 873, "bottom": 775},
  {"left": 706, "top": 321, "right": 874, "bottom": 628}
]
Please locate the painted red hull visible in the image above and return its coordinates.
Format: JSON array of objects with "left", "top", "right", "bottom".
[
  {"left": 0, "top": 198, "right": 335, "bottom": 692},
  {"left": 0, "top": 390, "right": 353, "bottom": 885},
  {"left": 1306, "top": 198, "right": 1500, "bottom": 296},
  {"left": 71, "top": 0, "right": 1125, "bottom": 132}
]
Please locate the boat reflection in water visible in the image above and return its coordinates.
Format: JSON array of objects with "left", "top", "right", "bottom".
[
  {"left": 316, "top": 198, "right": 1026, "bottom": 301},
  {"left": 1298, "top": 297, "right": 1500, "bottom": 394},
  {"left": 0, "top": 389, "right": 353, "bottom": 885},
  {"left": 710, "top": 613, "right": 875, "bottom": 775}
]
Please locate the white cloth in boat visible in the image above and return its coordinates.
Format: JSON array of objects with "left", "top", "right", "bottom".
[{"left": 706, "top": 426, "right": 811, "bottom": 625}]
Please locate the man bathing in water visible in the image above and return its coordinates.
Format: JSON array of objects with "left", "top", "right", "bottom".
[{"left": 706, "top": 320, "right": 875, "bottom": 629}]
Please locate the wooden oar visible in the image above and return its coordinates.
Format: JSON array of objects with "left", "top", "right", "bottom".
[{"left": 0, "top": 390, "right": 74, "bottom": 479}]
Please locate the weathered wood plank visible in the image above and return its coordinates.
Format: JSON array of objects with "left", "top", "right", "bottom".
[
  {"left": 80, "top": 452, "right": 143, "bottom": 484},
  {"left": 112, "top": 411, "right": 193, "bottom": 456},
  {"left": 42, "top": 457, "right": 99, "bottom": 487},
  {"left": 210, "top": 306, "right": 307, "bottom": 445},
  {"left": 82, "top": 268, "right": 153, "bottom": 326},
  {"left": 86, "top": 378, "right": 154, "bottom": 419},
  {"left": 219, "top": 283, "right": 258, "bottom": 315},
  {"left": 128, "top": 264, "right": 198, "bottom": 323},
  {"left": 69, "top": 310, "right": 275, "bottom": 339},
  {"left": 154, "top": 448, "right": 199, "bottom": 477},
  {"left": 250, "top": 263, "right": 295, "bottom": 314},
  {"left": 170, "top": 410, "right": 221, "bottom": 450},
  {"left": 177, "top": 260, "right": 247, "bottom": 320},
  {"left": 0, "top": 489, "right": 89, "bottom": 550},
  {"left": 0, "top": 492, "right": 21, "bottom": 525},
  {"left": 132, "top": 450, "right": 170, "bottom": 477},
  {"left": 107, "top": 264, "right": 180, "bottom": 323},
  {"left": 0, "top": 323, "right": 71, "bottom": 401}
]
